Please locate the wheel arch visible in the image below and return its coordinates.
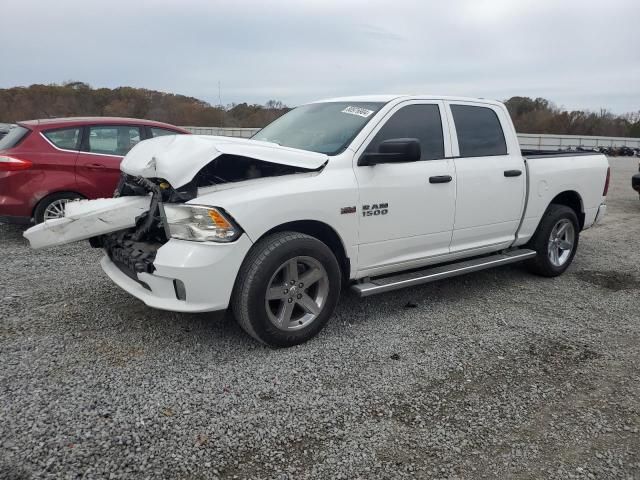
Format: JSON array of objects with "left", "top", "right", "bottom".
[
  {"left": 257, "top": 220, "right": 351, "bottom": 282},
  {"left": 549, "top": 190, "right": 585, "bottom": 230},
  {"left": 32, "top": 191, "right": 86, "bottom": 218}
]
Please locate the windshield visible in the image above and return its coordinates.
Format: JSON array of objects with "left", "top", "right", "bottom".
[
  {"left": 253, "top": 101, "right": 384, "bottom": 155},
  {"left": 0, "top": 125, "right": 29, "bottom": 150}
]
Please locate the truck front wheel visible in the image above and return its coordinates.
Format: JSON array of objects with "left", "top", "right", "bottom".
[
  {"left": 232, "top": 232, "right": 342, "bottom": 347},
  {"left": 525, "top": 204, "right": 580, "bottom": 277}
]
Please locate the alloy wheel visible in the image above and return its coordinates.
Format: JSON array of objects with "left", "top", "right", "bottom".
[
  {"left": 265, "top": 256, "right": 330, "bottom": 331},
  {"left": 547, "top": 218, "right": 575, "bottom": 267},
  {"left": 43, "top": 199, "right": 72, "bottom": 220}
]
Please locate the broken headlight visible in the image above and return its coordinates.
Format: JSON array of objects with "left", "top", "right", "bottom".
[{"left": 162, "top": 205, "right": 242, "bottom": 242}]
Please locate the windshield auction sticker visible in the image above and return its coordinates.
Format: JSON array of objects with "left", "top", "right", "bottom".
[{"left": 341, "top": 106, "right": 375, "bottom": 118}]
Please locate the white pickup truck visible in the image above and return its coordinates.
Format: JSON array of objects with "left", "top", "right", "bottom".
[{"left": 25, "top": 95, "right": 610, "bottom": 347}]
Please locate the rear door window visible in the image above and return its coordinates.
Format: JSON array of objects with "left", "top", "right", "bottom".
[
  {"left": 365, "top": 104, "right": 445, "bottom": 160},
  {"left": 85, "top": 126, "right": 142, "bottom": 156},
  {"left": 43, "top": 128, "right": 81, "bottom": 150},
  {"left": 450, "top": 105, "right": 507, "bottom": 157},
  {"left": 0, "top": 125, "right": 30, "bottom": 150}
]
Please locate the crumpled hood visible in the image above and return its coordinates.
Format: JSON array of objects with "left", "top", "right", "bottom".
[{"left": 120, "top": 135, "right": 329, "bottom": 187}]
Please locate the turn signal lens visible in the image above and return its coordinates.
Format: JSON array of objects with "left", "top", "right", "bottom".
[
  {"left": 0, "top": 155, "right": 32, "bottom": 171},
  {"left": 207, "top": 209, "right": 232, "bottom": 229},
  {"left": 163, "top": 205, "right": 242, "bottom": 242}
]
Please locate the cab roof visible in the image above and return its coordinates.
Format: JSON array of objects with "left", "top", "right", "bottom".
[{"left": 312, "top": 94, "right": 503, "bottom": 106}]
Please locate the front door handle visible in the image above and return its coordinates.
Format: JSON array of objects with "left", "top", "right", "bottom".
[
  {"left": 87, "top": 163, "right": 107, "bottom": 169},
  {"left": 504, "top": 169, "right": 522, "bottom": 177},
  {"left": 429, "top": 175, "right": 453, "bottom": 184}
]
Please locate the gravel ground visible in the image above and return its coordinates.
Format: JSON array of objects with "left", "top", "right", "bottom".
[{"left": 1, "top": 157, "right": 639, "bottom": 480}]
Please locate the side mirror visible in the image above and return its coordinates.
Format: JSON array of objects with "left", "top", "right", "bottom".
[{"left": 358, "top": 138, "right": 421, "bottom": 166}]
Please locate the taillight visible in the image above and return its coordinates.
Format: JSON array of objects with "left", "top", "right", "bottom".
[
  {"left": 602, "top": 166, "right": 611, "bottom": 196},
  {"left": 0, "top": 155, "right": 32, "bottom": 171}
]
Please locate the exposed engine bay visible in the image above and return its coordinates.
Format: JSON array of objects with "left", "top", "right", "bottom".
[
  {"left": 194, "top": 154, "right": 313, "bottom": 187},
  {"left": 90, "top": 175, "right": 171, "bottom": 278}
]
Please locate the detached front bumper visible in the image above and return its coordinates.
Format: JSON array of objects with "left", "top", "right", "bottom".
[{"left": 101, "top": 234, "right": 253, "bottom": 312}]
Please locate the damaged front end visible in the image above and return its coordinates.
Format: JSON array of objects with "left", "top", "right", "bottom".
[
  {"left": 93, "top": 152, "right": 319, "bottom": 281},
  {"left": 90, "top": 175, "right": 183, "bottom": 282},
  {"left": 24, "top": 134, "right": 327, "bottom": 286},
  {"left": 23, "top": 134, "right": 328, "bottom": 311},
  {"left": 26, "top": 154, "right": 321, "bottom": 285}
]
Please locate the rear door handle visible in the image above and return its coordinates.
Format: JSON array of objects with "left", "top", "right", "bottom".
[
  {"left": 429, "top": 175, "right": 453, "bottom": 184},
  {"left": 504, "top": 169, "right": 522, "bottom": 177}
]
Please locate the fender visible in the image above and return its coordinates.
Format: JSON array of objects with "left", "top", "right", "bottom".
[{"left": 193, "top": 162, "right": 359, "bottom": 274}]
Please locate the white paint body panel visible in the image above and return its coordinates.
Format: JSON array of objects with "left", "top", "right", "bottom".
[
  {"left": 513, "top": 153, "right": 609, "bottom": 245},
  {"left": 350, "top": 100, "right": 457, "bottom": 276},
  {"left": 23, "top": 95, "right": 609, "bottom": 313},
  {"left": 193, "top": 164, "right": 360, "bottom": 277},
  {"left": 445, "top": 100, "right": 527, "bottom": 252},
  {"left": 101, "top": 235, "right": 253, "bottom": 312}
]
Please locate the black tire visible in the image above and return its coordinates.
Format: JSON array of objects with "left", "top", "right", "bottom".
[
  {"left": 34, "top": 192, "right": 84, "bottom": 223},
  {"left": 525, "top": 204, "right": 580, "bottom": 277},
  {"left": 232, "top": 231, "right": 342, "bottom": 347}
]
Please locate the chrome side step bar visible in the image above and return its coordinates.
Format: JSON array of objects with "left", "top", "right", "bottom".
[{"left": 351, "top": 248, "right": 537, "bottom": 297}]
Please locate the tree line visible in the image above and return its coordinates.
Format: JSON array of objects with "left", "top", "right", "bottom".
[
  {"left": 0, "top": 82, "right": 289, "bottom": 128},
  {"left": 504, "top": 96, "right": 640, "bottom": 138},
  {"left": 1, "top": 82, "right": 639, "bottom": 137}
]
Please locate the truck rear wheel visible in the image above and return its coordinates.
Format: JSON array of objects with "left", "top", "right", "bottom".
[
  {"left": 232, "top": 232, "right": 341, "bottom": 347},
  {"left": 525, "top": 204, "right": 580, "bottom": 277}
]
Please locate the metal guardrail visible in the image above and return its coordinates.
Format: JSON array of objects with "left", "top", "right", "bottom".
[
  {"left": 517, "top": 133, "right": 640, "bottom": 150},
  {"left": 181, "top": 127, "right": 640, "bottom": 150},
  {"left": 182, "top": 127, "right": 259, "bottom": 138}
]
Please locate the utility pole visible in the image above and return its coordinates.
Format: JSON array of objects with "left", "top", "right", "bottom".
[{"left": 218, "top": 81, "right": 225, "bottom": 127}]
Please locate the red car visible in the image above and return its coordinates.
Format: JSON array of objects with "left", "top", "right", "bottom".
[{"left": 0, "top": 117, "right": 190, "bottom": 224}]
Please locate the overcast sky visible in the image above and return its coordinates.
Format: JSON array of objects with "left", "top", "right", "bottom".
[{"left": 1, "top": 0, "right": 639, "bottom": 113}]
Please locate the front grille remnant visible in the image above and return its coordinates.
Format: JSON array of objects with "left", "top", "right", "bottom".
[
  {"left": 93, "top": 174, "right": 181, "bottom": 279},
  {"left": 103, "top": 231, "right": 161, "bottom": 276}
]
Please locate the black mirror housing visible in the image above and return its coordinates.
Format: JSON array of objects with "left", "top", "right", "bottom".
[{"left": 358, "top": 138, "right": 421, "bottom": 166}]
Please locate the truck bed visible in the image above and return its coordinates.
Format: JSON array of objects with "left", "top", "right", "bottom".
[
  {"left": 521, "top": 149, "right": 602, "bottom": 159},
  {"left": 514, "top": 150, "right": 608, "bottom": 247}
]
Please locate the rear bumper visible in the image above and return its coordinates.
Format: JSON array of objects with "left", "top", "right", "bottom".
[
  {"left": 632, "top": 173, "right": 640, "bottom": 193},
  {"left": 0, "top": 170, "right": 39, "bottom": 219},
  {"left": 0, "top": 214, "right": 32, "bottom": 224},
  {"left": 101, "top": 234, "right": 253, "bottom": 312},
  {"left": 593, "top": 203, "right": 607, "bottom": 225}
]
